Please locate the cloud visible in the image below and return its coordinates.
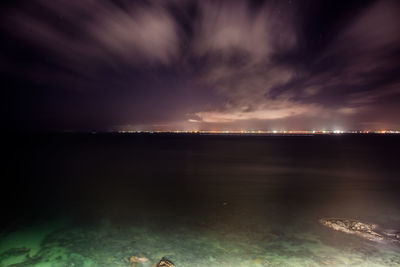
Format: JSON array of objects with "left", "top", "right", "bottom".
[
  {"left": 88, "top": 3, "right": 180, "bottom": 65},
  {"left": 262, "top": 0, "right": 400, "bottom": 122},
  {"left": 2, "top": 0, "right": 400, "bottom": 130},
  {"left": 193, "top": 1, "right": 295, "bottom": 60},
  {"left": 348, "top": 82, "right": 400, "bottom": 105},
  {"left": 309, "top": 0, "right": 400, "bottom": 103},
  {"left": 186, "top": 0, "right": 400, "bottom": 128},
  {"left": 187, "top": 0, "right": 310, "bottom": 123},
  {"left": 196, "top": 101, "right": 322, "bottom": 123},
  {"left": 8, "top": 0, "right": 181, "bottom": 70}
]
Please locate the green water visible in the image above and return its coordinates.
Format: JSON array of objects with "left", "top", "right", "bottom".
[
  {"left": 1, "top": 204, "right": 400, "bottom": 267},
  {"left": 3, "top": 134, "right": 400, "bottom": 266}
]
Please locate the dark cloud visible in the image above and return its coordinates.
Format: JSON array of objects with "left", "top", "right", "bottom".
[{"left": 2, "top": 0, "right": 400, "bottom": 131}]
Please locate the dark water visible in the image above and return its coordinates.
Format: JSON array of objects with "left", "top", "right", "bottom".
[{"left": 2, "top": 134, "right": 400, "bottom": 266}]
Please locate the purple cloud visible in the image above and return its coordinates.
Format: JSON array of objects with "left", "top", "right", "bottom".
[{"left": 2, "top": 0, "right": 400, "bottom": 131}]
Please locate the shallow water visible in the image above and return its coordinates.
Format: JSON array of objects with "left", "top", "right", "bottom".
[{"left": 2, "top": 134, "right": 400, "bottom": 266}]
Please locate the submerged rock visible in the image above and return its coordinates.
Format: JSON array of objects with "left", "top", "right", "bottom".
[
  {"left": 0, "top": 247, "right": 31, "bottom": 263},
  {"left": 320, "top": 218, "right": 400, "bottom": 244},
  {"left": 130, "top": 256, "right": 149, "bottom": 263},
  {"left": 156, "top": 257, "right": 175, "bottom": 267},
  {"left": 129, "top": 255, "right": 150, "bottom": 266}
]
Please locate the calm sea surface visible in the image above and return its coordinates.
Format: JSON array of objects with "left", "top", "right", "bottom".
[{"left": 2, "top": 134, "right": 400, "bottom": 266}]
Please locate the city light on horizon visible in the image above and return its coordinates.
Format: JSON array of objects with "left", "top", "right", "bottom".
[{"left": 115, "top": 129, "right": 400, "bottom": 135}]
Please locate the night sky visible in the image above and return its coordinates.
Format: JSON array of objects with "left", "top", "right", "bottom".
[{"left": 2, "top": 0, "right": 400, "bottom": 132}]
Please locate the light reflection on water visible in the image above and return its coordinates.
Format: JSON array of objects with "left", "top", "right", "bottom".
[{"left": 1, "top": 134, "right": 400, "bottom": 266}]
